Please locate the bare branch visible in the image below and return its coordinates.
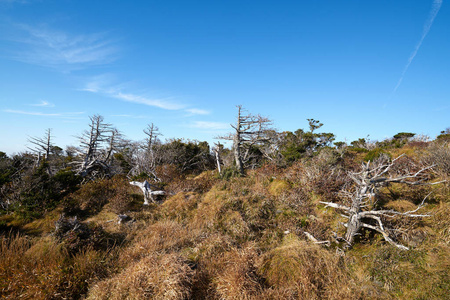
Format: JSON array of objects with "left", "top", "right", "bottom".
[
  {"left": 324, "top": 154, "right": 435, "bottom": 250},
  {"left": 319, "top": 201, "right": 351, "bottom": 211}
]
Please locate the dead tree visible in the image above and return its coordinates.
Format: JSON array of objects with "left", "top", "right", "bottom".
[
  {"left": 127, "top": 123, "right": 162, "bottom": 181},
  {"left": 212, "top": 142, "right": 223, "bottom": 175},
  {"left": 320, "top": 154, "right": 443, "bottom": 250},
  {"left": 142, "top": 123, "right": 162, "bottom": 180},
  {"left": 27, "top": 128, "right": 54, "bottom": 174},
  {"left": 73, "top": 115, "right": 118, "bottom": 179},
  {"left": 219, "top": 105, "right": 273, "bottom": 175},
  {"left": 129, "top": 180, "right": 166, "bottom": 205}
]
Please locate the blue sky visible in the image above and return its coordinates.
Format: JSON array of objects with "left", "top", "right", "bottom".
[{"left": 0, "top": 0, "right": 448, "bottom": 154}]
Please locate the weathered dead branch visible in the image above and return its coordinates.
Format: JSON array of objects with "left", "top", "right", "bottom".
[
  {"left": 129, "top": 180, "right": 166, "bottom": 205},
  {"left": 320, "top": 155, "right": 443, "bottom": 250}
]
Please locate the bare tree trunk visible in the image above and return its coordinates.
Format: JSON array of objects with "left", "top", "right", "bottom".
[
  {"left": 130, "top": 180, "right": 166, "bottom": 205},
  {"left": 213, "top": 142, "right": 222, "bottom": 175},
  {"left": 234, "top": 131, "right": 244, "bottom": 175}
]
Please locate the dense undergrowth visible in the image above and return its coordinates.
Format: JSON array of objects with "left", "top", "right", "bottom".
[{"left": 1, "top": 140, "right": 449, "bottom": 299}]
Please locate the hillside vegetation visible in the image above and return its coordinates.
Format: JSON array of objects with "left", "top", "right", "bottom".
[{"left": 1, "top": 116, "right": 449, "bottom": 299}]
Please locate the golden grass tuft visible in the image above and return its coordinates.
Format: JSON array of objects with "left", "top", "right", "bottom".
[
  {"left": 88, "top": 252, "right": 194, "bottom": 300},
  {"left": 384, "top": 200, "right": 417, "bottom": 212},
  {"left": 0, "top": 234, "right": 64, "bottom": 298},
  {"left": 22, "top": 206, "right": 63, "bottom": 235},
  {"left": 258, "top": 234, "right": 358, "bottom": 299},
  {"left": 160, "top": 192, "right": 200, "bottom": 223},
  {"left": 431, "top": 201, "right": 450, "bottom": 245},
  {"left": 120, "top": 220, "right": 198, "bottom": 265},
  {"left": 0, "top": 233, "right": 114, "bottom": 299},
  {"left": 213, "top": 244, "right": 263, "bottom": 299},
  {"left": 268, "top": 179, "right": 291, "bottom": 197},
  {"left": 191, "top": 187, "right": 229, "bottom": 230},
  {"left": 218, "top": 210, "right": 250, "bottom": 241},
  {"left": 362, "top": 245, "right": 449, "bottom": 299}
]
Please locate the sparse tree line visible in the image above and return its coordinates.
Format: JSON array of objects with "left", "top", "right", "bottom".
[{"left": 0, "top": 106, "right": 449, "bottom": 249}]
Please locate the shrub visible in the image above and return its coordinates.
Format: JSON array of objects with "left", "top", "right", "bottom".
[
  {"left": 364, "top": 148, "right": 391, "bottom": 162},
  {"left": 54, "top": 215, "right": 108, "bottom": 255},
  {"left": 63, "top": 177, "right": 126, "bottom": 216},
  {"left": 220, "top": 166, "right": 242, "bottom": 180},
  {"left": 108, "top": 179, "right": 134, "bottom": 214},
  {"left": 424, "top": 141, "right": 450, "bottom": 178}
]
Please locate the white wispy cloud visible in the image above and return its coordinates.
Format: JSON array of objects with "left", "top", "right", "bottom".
[
  {"left": 81, "top": 76, "right": 187, "bottom": 110},
  {"left": 110, "top": 114, "right": 148, "bottom": 119},
  {"left": 113, "top": 92, "right": 184, "bottom": 110},
  {"left": 392, "top": 0, "right": 443, "bottom": 95},
  {"left": 185, "top": 108, "right": 210, "bottom": 115},
  {"left": 30, "top": 100, "right": 55, "bottom": 107},
  {"left": 190, "top": 121, "right": 230, "bottom": 131},
  {"left": 7, "top": 23, "right": 118, "bottom": 70},
  {"left": 3, "top": 109, "right": 84, "bottom": 118}
]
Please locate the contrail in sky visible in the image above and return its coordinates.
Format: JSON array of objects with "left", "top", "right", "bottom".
[{"left": 391, "top": 0, "right": 442, "bottom": 95}]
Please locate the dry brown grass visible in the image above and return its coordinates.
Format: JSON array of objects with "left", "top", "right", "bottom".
[
  {"left": 268, "top": 179, "right": 291, "bottom": 197},
  {"left": 22, "top": 206, "right": 63, "bottom": 235},
  {"left": 88, "top": 252, "right": 194, "bottom": 300},
  {"left": 191, "top": 187, "right": 229, "bottom": 230},
  {"left": 257, "top": 234, "right": 365, "bottom": 299},
  {"left": 63, "top": 176, "right": 129, "bottom": 216},
  {"left": 213, "top": 244, "right": 263, "bottom": 299},
  {"left": 108, "top": 178, "right": 135, "bottom": 214},
  {"left": 2, "top": 143, "right": 449, "bottom": 299},
  {"left": 159, "top": 192, "right": 200, "bottom": 223},
  {"left": 0, "top": 233, "right": 114, "bottom": 299},
  {"left": 119, "top": 220, "right": 198, "bottom": 265},
  {"left": 431, "top": 201, "right": 450, "bottom": 245}
]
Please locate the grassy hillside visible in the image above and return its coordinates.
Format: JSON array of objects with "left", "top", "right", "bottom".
[{"left": 1, "top": 142, "right": 449, "bottom": 299}]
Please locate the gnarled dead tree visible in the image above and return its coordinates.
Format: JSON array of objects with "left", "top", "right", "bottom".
[
  {"left": 219, "top": 105, "right": 273, "bottom": 175},
  {"left": 27, "top": 128, "right": 54, "bottom": 174},
  {"left": 129, "top": 180, "right": 166, "bottom": 205},
  {"left": 127, "top": 123, "right": 162, "bottom": 181},
  {"left": 321, "top": 154, "right": 443, "bottom": 250},
  {"left": 72, "top": 115, "right": 121, "bottom": 179}
]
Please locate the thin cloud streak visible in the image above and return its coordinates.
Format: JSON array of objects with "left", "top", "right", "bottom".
[
  {"left": 7, "top": 24, "right": 118, "bottom": 70},
  {"left": 392, "top": 0, "right": 442, "bottom": 95},
  {"left": 4, "top": 109, "right": 84, "bottom": 118},
  {"left": 190, "top": 121, "right": 229, "bottom": 131},
  {"left": 113, "top": 92, "right": 184, "bottom": 110},
  {"left": 185, "top": 108, "right": 210, "bottom": 115},
  {"left": 110, "top": 114, "right": 148, "bottom": 119},
  {"left": 82, "top": 77, "right": 190, "bottom": 111},
  {"left": 30, "top": 100, "right": 55, "bottom": 107}
]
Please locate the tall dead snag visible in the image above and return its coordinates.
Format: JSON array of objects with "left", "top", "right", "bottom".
[
  {"left": 321, "top": 154, "right": 442, "bottom": 250},
  {"left": 129, "top": 180, "right": 166, "bottom": 205},
  {"left": 127, "top": 123, "right": 162, "bottom": 181},
  {"left": 142, "top": 123, "right": 162, "bottom": 180},
  {"left": 73, "top": 115, "right": 120, "bottom": 179},
  {"left": 27, "top": 128, "right": 55, "bottom": 174},
  {"left": 212, "top": 142, "right": 223, "bottom": 175},
  {"left": 219, "top": 105, "right": 273, "bottom": 175}
]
